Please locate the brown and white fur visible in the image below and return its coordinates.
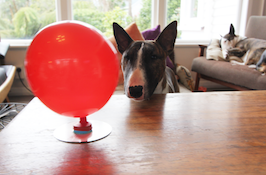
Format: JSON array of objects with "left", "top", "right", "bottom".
[
  {"left": 113, "top": 21, "right": 179, "bottom": 101},
  {"left": 221, "top": 24, "right": 266, "bottom": 72}
]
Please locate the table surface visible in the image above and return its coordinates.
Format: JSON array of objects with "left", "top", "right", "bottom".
[{"left": 1, "top": 91, "right": 266, "bottom": 174}]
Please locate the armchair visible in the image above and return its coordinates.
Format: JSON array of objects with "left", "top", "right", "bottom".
[
  {"left": 0, "top": 41, "right": 16, "bottom": 102},
  {"left": 0, "top": 41, "right": 26, "bottom": 130},
  {"left": 191, "top": 16, "right": 266, "bottom": 91}
]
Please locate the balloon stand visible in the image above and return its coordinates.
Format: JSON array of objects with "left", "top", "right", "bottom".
[
  {"left": 73, "top": 117, "right": 92, "bottom": 134},
  {"left": 25, "top": 21, "right": 118, "bottom": 143},
  {"left": 53, "top": 117, "right": 112, "bottom": 143}
]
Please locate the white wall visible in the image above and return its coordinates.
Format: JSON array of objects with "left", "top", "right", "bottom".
[{"left": 5, "top": 47, "right": 31, "bottom": 96}]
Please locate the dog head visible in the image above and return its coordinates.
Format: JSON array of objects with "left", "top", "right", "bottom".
[
  {"left": 113, "top": 21, "right": 177, "bottom": 101},
  {"left": 220, "top": 24, "right": 241, "bottom": 59}
]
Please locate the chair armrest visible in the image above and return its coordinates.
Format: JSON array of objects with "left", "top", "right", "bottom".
[
  {"left": 198, "top": 45, "right": 207, "bottom": 57},
  {"left": 0, "top": 65, "right": 16, "bottom": 103}
]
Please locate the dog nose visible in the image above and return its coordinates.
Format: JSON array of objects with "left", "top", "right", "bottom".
[{"left": 129, "top": 85, "right": 143, "bottom": 98}]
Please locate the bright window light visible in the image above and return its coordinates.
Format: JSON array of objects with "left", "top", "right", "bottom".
[
  {"left": 0, "top": 0, "right": 56, "bottom": 39},
  {"left": 0, "top": 0, "right": 244, "bottom": 43},
  {"left": 72, "top": 0, "right": 151, "bottom": 37}
]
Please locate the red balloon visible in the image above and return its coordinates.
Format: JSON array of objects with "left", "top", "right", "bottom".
[{"left": 25, "top": 21, "right": 119, "bottom": 118}]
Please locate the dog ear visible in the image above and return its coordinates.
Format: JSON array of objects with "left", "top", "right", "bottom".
[
  {"left": 113, "top": 23, "right": 133, "bottom": 54},
  {"left": 156, "top": 21, "right": 177, "bottom": 56},
  {"left": 229, "top": 24, "right": 236, "bottom": 36}
]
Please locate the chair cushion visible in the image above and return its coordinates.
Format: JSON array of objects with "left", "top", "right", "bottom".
[
  {"left": 191, "top": 57, "right": 266, "bottom": 90},
  {"left": 0, "top": 67, "right": 7, "bottom": 85}
]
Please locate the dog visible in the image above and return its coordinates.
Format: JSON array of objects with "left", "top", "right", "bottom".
[
  {"left": 113, "top": 21, "right": 179, "bottom": 101},
  {"left": 256, "top": 49, "right": 266, "bottom": 73},
  {"left": 220, "top": 24, "right": 266, "bottom": 72}
]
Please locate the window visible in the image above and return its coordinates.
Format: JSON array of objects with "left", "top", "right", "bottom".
[
  {"left": 0, "top": 0, "right": 245, "bottom": 43},
  {"left": 167, "top": 0, "right": 243, "bottom": 40},
  {"left": 72, "top": 0, "right": 151, "bottom": 37},
  {"left": 0, "top": 0, "right": 56, "bottom": 39},
  {"left": 166, "top": 0, "right": 181, "bottom": 38}
]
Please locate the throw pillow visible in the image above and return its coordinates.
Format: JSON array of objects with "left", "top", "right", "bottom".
[
  {"left": 206, "top": 39, "right": 225, "bottom": 61},
  {"left": 141, "top": 25, "right": 160, "bottom": 40},
  {"left": 176, "top": 64, "right": 194, "bottom": 91}
]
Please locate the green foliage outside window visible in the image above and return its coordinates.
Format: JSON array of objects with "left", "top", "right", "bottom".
[
  {"left": 0, "top": 0, "right": 181, "bottom": 39},
  {"left": 0, "top": 0, "right": 56, "bottom": 39}
]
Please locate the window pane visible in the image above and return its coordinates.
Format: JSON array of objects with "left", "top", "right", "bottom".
[
  {"left": 167, "top": 0, "right": 241, "bottom": 40},
  {"left": 166, "top": 0, "right": 181, "bottom": 38},
  {"left": 72, "top": 0, "right": 151, "bottom": 38},
  {"left": 0, "top": 0, "right": 56, "bottom": 39}
]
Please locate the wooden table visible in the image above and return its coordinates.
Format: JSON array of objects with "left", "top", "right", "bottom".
[{"left": 1, "top": 91, "right": 266, "bottom": 174}]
